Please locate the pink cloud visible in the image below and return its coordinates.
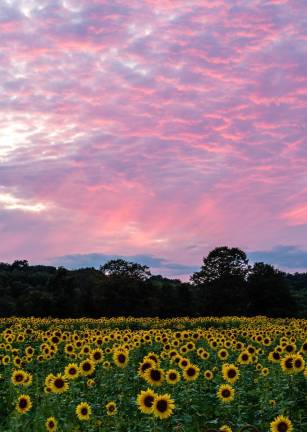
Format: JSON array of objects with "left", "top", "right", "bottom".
[{"left": 0, "top": 0, "right": 306, "bottom": 274}]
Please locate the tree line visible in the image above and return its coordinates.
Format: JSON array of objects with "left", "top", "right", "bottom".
[{"left": 0, "top": 247, "right": 306, "bottom": 318}]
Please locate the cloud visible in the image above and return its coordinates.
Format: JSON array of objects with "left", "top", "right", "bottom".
[
  {"left": 248, "top": 245, "right": 307, "bottom": 271},
  {"left": 47, "top": 253, "right": 199, "bottom": 277},
  {"left": 0, "top": 0, "right": 306, "bottom": 269}
]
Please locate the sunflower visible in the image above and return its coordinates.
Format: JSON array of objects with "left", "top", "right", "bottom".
[
  {"left": 166, "top": 369, "right": 180, "bottom": 385},
  {"left": 76, "top": 402, "right": 92, "bottom": 421},
  {"left": 261, "top": 367, "right": 269, "bottom": 376},
  {"left": 64, "top": 363, "right": 79, "bottom": 380},
  {"left": 222, "top": 364, "right": 240, "bottom": 384},
  {"left": 218, "top": 349, "right": 229, "bottom": 360},
  {"left": 113, "top": 349, "right": 129, "bottom": 368},
  {"left": 217, "top": 384, "right": 235, "bottom": 403},
  {"left": 11, "top": 369, "right": 26, "bottom": 385},
  {"left": 106, "top": 401, "right": 117, "bottom": 416},
  {"left": 16, "top": 394, "right": 32, "bottom": 414},
  {"left": 136, "top": 388, "right": 156, "bottom": 414},
  {"left": 268, "top": 351, "right": 281, "bottom": 363},
  {"left": 138, "top": 359, "right": 156, "bottom": 378},
  {"left": 293, "top": 353, "right": 305, "bottom": 373},
  {"left": 50, "top": 374, "right": 69, "bottom": 394},
  {"left": 79, "top": 359, "right": 95, "bottom": 376},
  {"left": 183, "top": 364, "right": 200, "bottom": 382},
  {"left": 280, "top": 354, "right": 295, "bottom": 374},
  {"left": 45, "top": 416, "right": 57, "bottom": 431},
  {"left": 90, "top": 348, "right": 104, "bottom": 364},
  {"left": 144, "top": 367, "right": 165, "bottom": 387},
  {"left": 152, "top": 393, "right": 175, "bottom": 420},
  {"left": 204, "top": 370, "right": 214, "bottom": 380},
  {"left": 270, "top": 415, "right": 293, "bottom": 432},
  {"left": 238, "top": 350, "right": 251, "bottom": 365},
  {"left": 220, "top": 426, "right": 233, "bottom": 432}
]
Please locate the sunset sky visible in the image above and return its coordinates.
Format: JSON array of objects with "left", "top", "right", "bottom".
[{"left": 0, "top": 0, "right": 307, "bottom": 278}]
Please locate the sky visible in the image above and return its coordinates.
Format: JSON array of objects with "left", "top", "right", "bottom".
[{"left": 0, "top": 0, "right": 307, "bottom": 279}]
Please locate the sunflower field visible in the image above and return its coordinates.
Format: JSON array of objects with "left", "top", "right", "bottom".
[{"left": 0, "top": 316, "right": 306, "bottom": 432}]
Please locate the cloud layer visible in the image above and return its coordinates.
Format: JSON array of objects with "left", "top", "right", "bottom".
[{"left": 0, "top": 0, "right": 307, "bottom": 275}]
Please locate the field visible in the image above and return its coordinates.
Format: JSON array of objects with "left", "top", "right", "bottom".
[{"left": 0, "top": 317, "right": 306, "bottom": 432}]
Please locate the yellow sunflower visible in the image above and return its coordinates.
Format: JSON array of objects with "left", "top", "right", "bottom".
[
  {"left": 136, "top": 388, "right": 156, "bottom": 414},
  {"left": 222, "top": 363, "right": 240, "bottom": 384},
  {"left": 113, "top": 349, "right": 129, "bottom": 368},
  {"left": 50, "top": 374, "right": 69, "bottom": 394},
  {"left": 76, "top": 402, "right": 92, "bottom": 421},
  {"left": 64, "top": 363, "right": 79, "bottom": 380},
  {"left": 16, "top": 394, "right": 32, "bottom": 414},
  {"left": 220, "top": 426, "right": 233, "bottom": 432},
  {"left": 280, "top": 354, "right": 295, "bottom": 374},
  {"left": 270, "top": 415, "right": 293, "bottom": 432},
  {"left": 293, "top": 353, "right": 305, "bottom": 373},
  {"left": 45, "top": 416, "right": 57, "bottom": 431},
  {"left": 79, "top": 359, "right": 95, "bottom": 376},
  {"left": 217, "top": 384, "right": 235, "bottom": 403},
  {"left": 183, "top": 364, "right": 200, "bottom": 382},
  {"left": 166, "top": 369, "right": 180, "bottom": 385},
  {"left": 11, "top": 369, "right": 26, "bottom": 386},
  {"left": 144, "top": 367, "right": 165, "bottom": 387},
  {"left": 152, "top": 393, "right": 175, "bottom": 420},
  {"left": 106, "top": 401, "right": 117, "bottom": 416}
]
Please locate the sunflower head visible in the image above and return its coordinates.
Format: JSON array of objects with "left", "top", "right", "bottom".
[
  {"left": 270, "top": 415, "right": 293, "bottom": 432},
  {"left": 76, "top": 402, "right": 92, "bottom": 421},
  {"left": 136, "top": 388, "right": 156, "bottom": 414},
  {"left": 16, "top": 394, "right": 32, "bottom": 414},
  {"left": 217, "top": 384, "right": 235, "bottom": 403},
  {"left": 152, "top": 393, "right": 175, "bottom": 420},
  {"left": 106, "top": 401, "right": 117, "bottom": 416},
  {"left": 45, "top": 416, "right": 57, "bottom": 431}
]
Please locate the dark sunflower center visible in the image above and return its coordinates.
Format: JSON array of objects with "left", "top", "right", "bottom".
[
  {"left": 118, "top": 354, "right": 126, "bottom": 363},
  {"left": 181, "top": 361, "right": 188, "bottom": 367},
  {"left": 108, "top": 405, "right": 115, "bottom": 412},
  {"left": 94, "top": 352, "right": 101, "bottom": 360},
  {"left": 69, "top": 368, "right": 76, "bottom": 375},
  {"left": 54, "top": 378, "right": 64, "bottom": 388},
  {"left": 273, "top": 352, "right": 280, "bottom": 359},
  {"left": 277, "top": 422, "right": 288, "bottom": 432},
  {"left": 49, "top": 421, "right": 55, "bottom": 427},
  {"left": 144, "top": 395, "right": 154, "bottom": 407},
  {"left": 169, "top": 373, "right": 177, "bottom": 380},
  {"left": 151, "top": 369, "right": 161, "bottom": 381},
  {"left": 242, "top": 354, "right": 248, "bottom": 361},
  {"left": 142, "top": 362, "right": 151, "bottom": 372},
  {"left": 222, "top": 389, "right": 231, "bottom": 398},
  {"left": 187, "top": 367, "right": 195, "bottom": 376},
  {"left": 82, "top": 363, "right": 91, "bottom": 371},
  {"left": 285, "top": 359, "right": 293, "bottom": 369},
  {"left": 221, "top": 352, "right": 226, "bottom": 357},
  {"left": 228, "top": 369, "right": 236, "bottom": 378},
  {"left": 285, "top": 345, "right": 293, "bottom": 352},
  {"left": 81, "top": 408, "right": 88, "bottom": 415},
  {"left": 16, "top": 374, "right": 23, "bottom": 382},
  {"left": 19, "top": 399, "right": 27, "bottom": 408},
  {"left": 156, "top": 399, "right": 168, "bottom": 413},
  {"left": 294, "top": 359, "right": 302, "bottom": 368}
]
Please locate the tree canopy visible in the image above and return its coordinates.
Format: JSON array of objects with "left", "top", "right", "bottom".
[{"left": 0, "top": 249, "right": 306, "bottom": 318}]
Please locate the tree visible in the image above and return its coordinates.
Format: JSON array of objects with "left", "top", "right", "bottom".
[
  {"left": 12, "top": 260, "right": 29, "bottom": 271},
  {"left": 247, "top": 262, "right": 297, "bottom": 317},
  {"left": 191, "top": 246, "right": 250, "bottom": 285},
  {"left": 100, "top": 259, "right": 151, "bottom": 281},
  {"left": 191, "top": 247, "right": 250, "bottom": 315}
]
